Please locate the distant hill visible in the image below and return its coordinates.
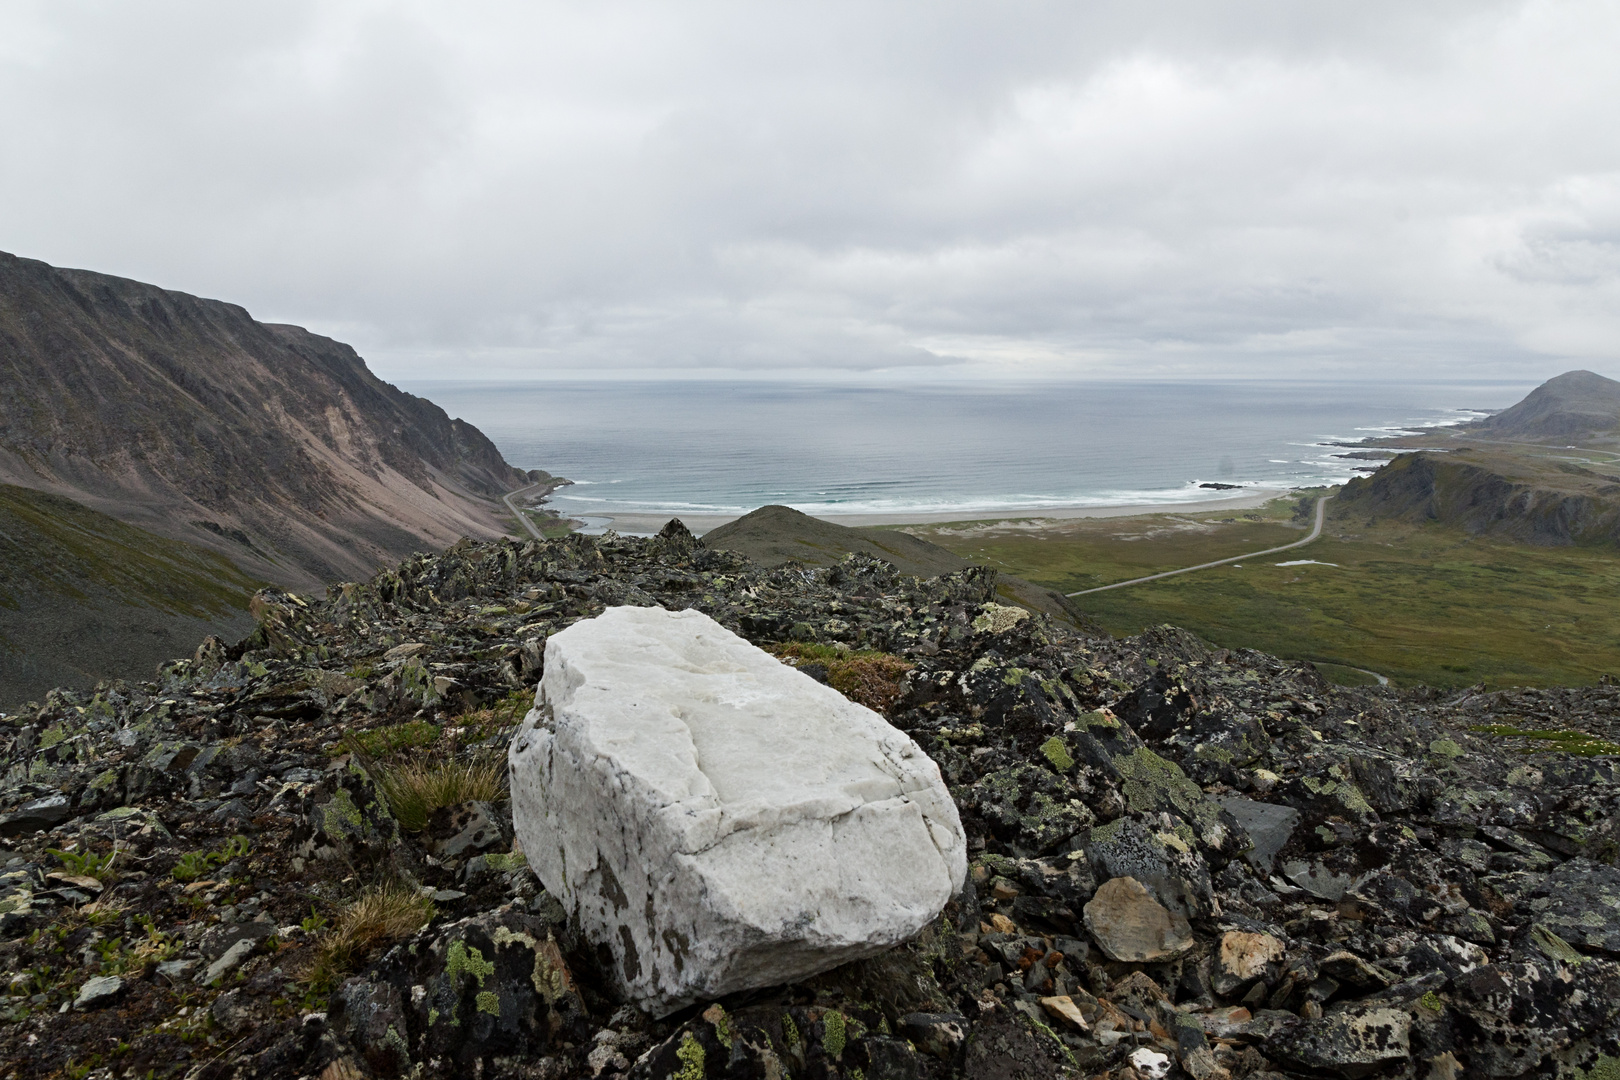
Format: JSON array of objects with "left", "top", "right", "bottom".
[
  {"left": 0, "top": 251, "right": 536, "bottom": 592},
  {"left": 703, "top": 504, "right": 1097, "bottom": 627},
  {"left": 1334, "top": 450, "right": 1620, "bottom": 546},
  {"left": 1475, "top": 369, "right": 1620, "bottom": 440},
  {"left": 0, "top": 483, "right": 262, "bottom": 706}
]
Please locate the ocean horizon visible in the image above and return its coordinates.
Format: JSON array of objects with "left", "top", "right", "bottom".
[{"left": 402, "top": 378, "right": 1540, "bottom": 522}]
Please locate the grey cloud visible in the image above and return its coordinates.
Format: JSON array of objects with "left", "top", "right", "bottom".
[{"left": 0, "top": 0, "right": 1615, "bottom": 381}]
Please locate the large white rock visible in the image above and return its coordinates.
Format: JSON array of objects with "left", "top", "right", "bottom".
[{"left": 508, "top": 606, "right": 967, "bottom": 1016}]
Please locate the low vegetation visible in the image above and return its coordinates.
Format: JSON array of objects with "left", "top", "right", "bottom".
[
  {"left": 906, "top": 492, "right": 1620, "bottom": 688},
  {"left": 170, "top": 834, "right": 250, "bottom": 883},
  {"left": 377, "top": 754, "right": 508, "bottom": 832},
  {"left": 303, "top": 883, "right": 435, "bottom": 999},
  {"left": 768, "top": 642, "right": 914, "bottom": 712}
]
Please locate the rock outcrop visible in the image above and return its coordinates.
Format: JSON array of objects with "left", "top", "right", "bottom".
[
  {"left": 1334, "top": 450, "right": 1620, "bottom": 547},
  {"left": 3, "top": 523, "right": 1620, "bottom": 1078},
  {"left": 509, "top": 605, "right": 967, "bottom": 1015}
]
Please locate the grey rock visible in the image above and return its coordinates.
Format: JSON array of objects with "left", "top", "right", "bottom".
[
  {"left": 1217, "top": 796, "right": 1300, "bottom": 874},
  {"left": 1527, "top": 857, "right": 1620, "bottom": 955},
  {"left": 200, "top": 919, "right": 276, "bottom": 960},
  {"left": 1270, "top": 1004, "right": 1411, "bottom": 1078},
  {"left": 156, "top": 959, "right": 196, "bottom": 981},
  {"left": 1282, "top": 858, "right": 1354, "bottom": 901},
  {"left": 422, "top": 800, "right": 507, "bottom": 859},
  {"left": 73, "top": 975, "right": 125, "bottom": 1010},
  {"left": 0, "top": 794, "right": 74, "bottom": 837},
  {"left": 210, "top": 987, "right": 259, "bottom": 1035},
  {"left": 1081, "top": 816, "right": 1214, "bottom": 920},
  {"left": 197, "top": 938, "right": 256, "bottom": 984},
  {"left": 899, "top": 1012, "right": 967, "bottom": 1058}
]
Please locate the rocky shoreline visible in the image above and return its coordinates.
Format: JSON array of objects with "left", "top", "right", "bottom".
[{"left": 3, "top": 523, "right": 1620, "bottom": 1078}]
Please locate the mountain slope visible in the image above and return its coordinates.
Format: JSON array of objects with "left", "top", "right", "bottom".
[
  {"left": 1476, "top": 369, "right": 1620, "bottom": 439},
  {"left": 0, "top": 251, "right": 535, "bottom": 590},
  {"left": 1333, "top": 449, "right": 1620, "bottom": 546},
  {"left": 0, "top": 483, "right": 262, "bottom": 706}
]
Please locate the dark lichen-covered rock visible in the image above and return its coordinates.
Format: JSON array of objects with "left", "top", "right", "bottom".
[
  {"left": 1527, "top": 858, "right": 1620, "bottom": 956},
  {"left": 1269, "top": 1002, "right": 1411, "bottom": 1078},
  {"left": 332, "top": 907, "right": 592, "bottom": 1076},
  {"left": 289, "top": 756, "right": 402, "bottom": 867},
  {"left": 9, "top": 526, "right": 1620, "bottom": 1079}
]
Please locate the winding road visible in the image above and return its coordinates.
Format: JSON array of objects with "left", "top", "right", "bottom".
[
  {"left": 1065, "top": 494, "right": 1333, "bottom": 597},
  {"left": 503, "top": 480, "right": 556, "bottom": 540}
]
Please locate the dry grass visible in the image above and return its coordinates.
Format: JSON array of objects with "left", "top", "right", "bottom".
[
  {"left": 769, "top": 642, "right": 914, "bottom": 713},
  {"left": 376, "top": 753, "right": 508, "bottom": 832},
  {"left": 303, "top": 882, "right": 434, "bottom": 998}
]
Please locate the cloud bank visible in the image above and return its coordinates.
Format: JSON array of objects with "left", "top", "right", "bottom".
[{"left": 2, "top": 0, "right": 1617, "bottom": 381}]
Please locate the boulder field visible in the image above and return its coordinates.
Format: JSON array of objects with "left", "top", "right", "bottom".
[{"left": 0, "top": 521, "right": 1618, "bottom": 1078}]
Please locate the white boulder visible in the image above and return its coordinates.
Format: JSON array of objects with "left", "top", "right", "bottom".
[{"left": 508, "top": 606, "right": 967, "bottom": 1016}]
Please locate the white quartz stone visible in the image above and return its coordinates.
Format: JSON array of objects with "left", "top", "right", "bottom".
[{"left": 508, "top": 605, "right": 967, "bottom": 1016}]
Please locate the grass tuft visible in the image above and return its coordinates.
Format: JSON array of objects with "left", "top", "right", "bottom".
[
  {"left": 303, "top": 882, "right": 434, "bottom": 999},
  {"left": 376, "top": 754, "right": 508, "bottom": 832}
]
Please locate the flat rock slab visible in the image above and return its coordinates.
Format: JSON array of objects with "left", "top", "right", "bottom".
[
  {"left": 1216, "top": 796, "right": 1300, "bottom": 874},
  {"left": 1082, "top": 875, "right": 1193, "bottom": 962},
  {"left": 509, "top": 606, "right": 967, "bottom": 1016}
]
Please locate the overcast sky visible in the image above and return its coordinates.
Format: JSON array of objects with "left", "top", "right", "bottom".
[{"left": 2, "top": 1, "right": 1618, "bottom": 382}]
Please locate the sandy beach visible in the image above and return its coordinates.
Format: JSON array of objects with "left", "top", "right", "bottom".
[{"left": 570, "top": 487, "right": 1291, "bottom": 537}]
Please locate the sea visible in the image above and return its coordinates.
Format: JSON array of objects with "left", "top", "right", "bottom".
[{"left": 401, "top": 379, "right": 1538, "bottom": 528}]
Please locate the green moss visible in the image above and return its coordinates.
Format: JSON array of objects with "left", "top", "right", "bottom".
[
  {"left": 1072, "top": 709, "right": 1120, "bottom": 730},
  {"left": 822, "top": 1010, "right": 846, "bottom": 1059},
  {"left": 1576, "top": 1055, "right": 1620, "bottom": 1080},
  {"left": 1115, "top": 747, "right": 1201, "bottom": 818},
  {"left": 1040, "top": 737, "right": 1074, "bottom": 772},
  {"left": 973, "top": 603, "right": 1030, "bottom": 634},
  {"left": 1429, "top": 738, "right": 1465, "bottom": 758},
  {"left": 782, "top": 1012, "right": 800, "bottom": 1048},
  {"left": 476, "top": 991, "right": 500, "bottom": 1016},
  {"left": 675, "top": 1031, "right": 706, "bottom": 1080},
  {"left": 909, "top": 498, "right": 1620, "bottom": 689},
  {"left": 1418, "top": 991, "right": 1443, "bottom": 1012},
  {"left": 428, "top": 1007, "right": 439, "bottom": 1025},
  {"left": 1530, "top": 923, "right": 1586, "bottom": 966},
  {"left": 446, "top": 940, "right": 495, "bottom": 987},
  {"left": 703, "top": 1004, "right": 734, "bottom": 1050},
  {"left": 322, "top": 788, "right": 365, "bottom": 835}
]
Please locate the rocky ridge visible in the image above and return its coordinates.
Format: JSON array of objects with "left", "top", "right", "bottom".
[
  {"left": 0, "top": 250, "right": 539, "bottom": 592},
  {"left": 2, "top": 523, "right": 1619, "bottom": 1079}
]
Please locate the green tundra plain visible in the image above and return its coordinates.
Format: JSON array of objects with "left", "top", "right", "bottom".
[{"left": 897, "top": 491, "right": 1620, "bottom": 690}]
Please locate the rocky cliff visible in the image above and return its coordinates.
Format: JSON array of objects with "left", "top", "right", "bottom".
[
  {"left": 1334, "top": 450, "right": 1620, "bottom": 546},
  {"left": 0, "top": 251, "right": 535, "bottom": 591}
]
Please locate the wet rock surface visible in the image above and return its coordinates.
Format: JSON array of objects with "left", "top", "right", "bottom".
[{"left": 0, "top": 522, "right": 1618, "bottom": 1077}]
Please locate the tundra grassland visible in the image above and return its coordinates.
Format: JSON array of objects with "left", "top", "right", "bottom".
[{"left": 897, "top": 493, "right": 1620, "bottom": 689}]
